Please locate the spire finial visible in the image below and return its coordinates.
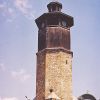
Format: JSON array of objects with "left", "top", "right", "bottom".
[{"left": 86, "top": 90, "right": 89, "bottom": 94}]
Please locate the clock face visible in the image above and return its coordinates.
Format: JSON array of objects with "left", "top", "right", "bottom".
[{"left": 62, "top": 20, "right": 66, "bottom": 27}]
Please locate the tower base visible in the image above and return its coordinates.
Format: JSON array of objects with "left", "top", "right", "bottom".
[{"left": 36, "top": 48, "right": 73, "bottom": 100}]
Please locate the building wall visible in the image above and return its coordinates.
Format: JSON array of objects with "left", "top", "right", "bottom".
[
  {"left": 38, "top": 27, "right": 71, "bottom": 51},
  {"left": 45, "top": 50, "right": 73, "bottom": 100},
  {"left": 36, "top": 51, "right": 45, "bottom": 100},
  {"left": 36, "top": 49, "right": 73, "bottom": 100},
  {"left": 46, "top": 27, "right": 71, "bottom": 50}
]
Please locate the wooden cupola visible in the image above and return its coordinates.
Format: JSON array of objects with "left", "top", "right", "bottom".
[
  {"left": 47, "top": 1, "right": 62, "bottom": 12},
  {"left": 35, "top": 1, "right": 74, "bottom": 51},
  {"left": 35, "top": 1, "right": 74, "bottom": 30}
]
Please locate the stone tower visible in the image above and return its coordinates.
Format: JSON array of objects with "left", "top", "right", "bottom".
[{"left": 35, "top": 1, "right": 74, "bottom": 100}]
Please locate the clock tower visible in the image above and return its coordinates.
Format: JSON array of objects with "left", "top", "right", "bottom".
[{"left": 35, "top": 1, "right": 74, "bottom": 100}]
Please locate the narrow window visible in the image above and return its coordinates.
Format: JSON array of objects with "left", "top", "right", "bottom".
[{"left": 66, "top": 60, "right": 68, "bottom": 64}]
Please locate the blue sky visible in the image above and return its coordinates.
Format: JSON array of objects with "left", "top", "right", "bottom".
[{"left": 0, "top": 0, "right": 100, "bottom": 100}]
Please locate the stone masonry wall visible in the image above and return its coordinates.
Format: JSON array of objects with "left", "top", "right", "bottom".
[
  {"left": 36, "top": 52, "right": 45, "bottom": 100},
  {"left": 36, "top": 49, "right": 73, "bottom": 100},
  {"left": 45, "top": 51, "right": 73, "bottom": 100}
]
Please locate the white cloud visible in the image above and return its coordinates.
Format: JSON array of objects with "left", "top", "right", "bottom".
[
  {"left": 14, "top": 0, "right": 34, "bottom": 19},
  {"left": 0, "top": 63, "right": 6, "bottom": 71},
  {"left": 0, "top": 97, "right": 18, "bottom": 100},
  {"left": 14, "top": 0, "right": 30, "bottom": 13},
  {"left": 0, "top": 0, "right": 34, "bottom": 21},
  {"left": 11, "top": 69, "right": 31, "bottom": 82},
  {"left": 0, "top": 2, "right": 16, "bottom": 22}
]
